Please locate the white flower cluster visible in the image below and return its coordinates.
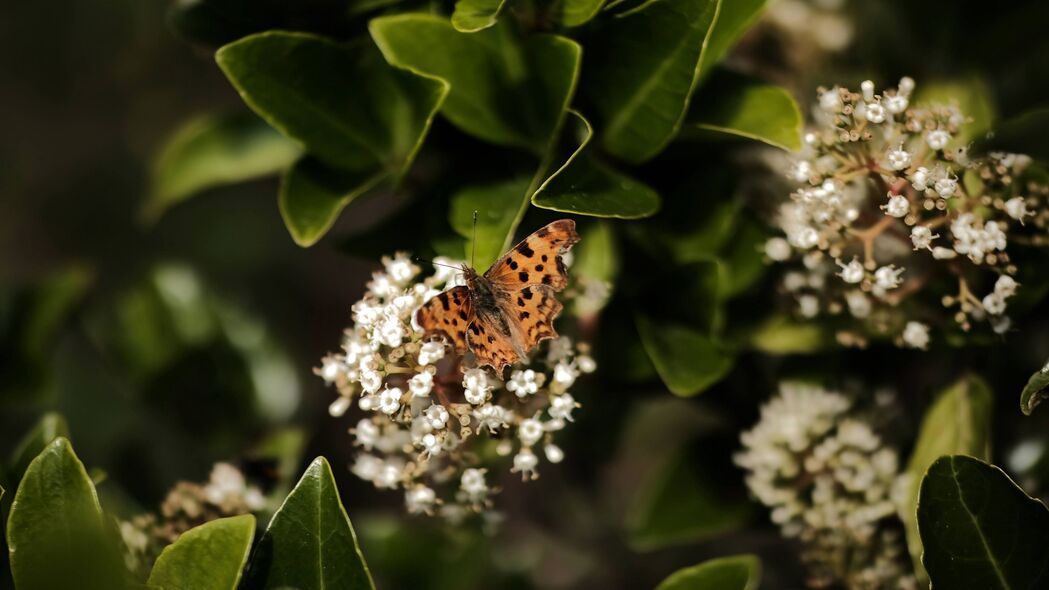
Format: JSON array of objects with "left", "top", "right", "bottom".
[
  {"left": 735, "top": 383, "right": 916, "bottom": 589},
  {"left": 767, "top": 78, "right": 1049, "bottom": 348},
  {"left": 316, "top": 253, "right": 595, "bottom": 519}
]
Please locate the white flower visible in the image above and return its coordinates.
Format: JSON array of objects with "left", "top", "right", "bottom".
[
  {"left": 549, "top": 393, "right": 578, "bottom": 422},
  {"left": 353, "top": 301, "right": 383, "bottom": 328},
  {"left": 837, "top": 258, "right": 864, "bottom": 284},
  {"left": 994, "top": 275, "right": 1018, "bottom": 297},
  {"left": 553, "top": 361, "right": 579, "bottom": 390},
  {"left": 544, "top": 444, "right": 564, "bottom": 464},
  {"left": 463, "top": 368, "right": 492, "bottom": 405},
  {"left": 367, "top": 273, "right": 399, "bottom": 299},
  {"left": 319, "top": 356, "right": 343, "bottom": 383},
  {"left": 765, "top": 237, "right": 792, "bottom": 261},
  {"left": 910, "top": 167, "right": 929, "bottom": 191},
  {"left": 352, "top": 455, "right": 383, "bottom": 481},
  {"left": 886, "top": 148, "right": 911, "bottom": 171},
  {"left": 374, "top": 316, "right": 405, "bottom": 348},
  {"left": 931, "top": 246, "right": 957, "bottom": 259},
  {"left": 418, "top": 433, "right": 442, "bottom": 457},
  {"left": 352, "top": 419, "right": 380, "bottom": 449},
  {"left": 424, "top": 404, "right": 449, "bottom": 430},
  {"left": 910, "top": 225, "right": 937, "bottom": 250},
  {"left": 378, "top": 387, "right": 403, "bottom": 415},
  {"left": 933, "top": 177, "right": 957, "bottom": 198},
  {"left": 328, "top": 395, "right": 351, "bottom": 417},
  {"left": 512, "top": 448, "right": 539, "bottom": 480},
  {"left": 819, "top": 88, "right": 842, "bottom": 112},
  {"left": 873, "top": 265, "right": 904, "bottom": 291},
  {"left": 845, "top": 290, "right": 871, "bottom": 319},
  {"left": 798, "top": 294, "right": 820, "bottom": 318},
  {"left": 417, "top": 341, "right": 446, "bottom": 366},
  {"left": 951, "top": 214, "right": 1007, "bottom": 262},
  {"left": 577, "top": 354, "right": 597, "bottom": 374},
  {"left": 359, "top": 370, "right": 383, "bottom": 394},
  {"left": 863, "top": 102, "right": 886, "bottom": 124},
  {"left": 1005, "top": 197, "right": 1029, "bottom": 221},
  {"left": 405, "top": 485, "right": 437, "bottom": 514},
  {"left": 383, "top": 252, "right": 419, "bottom": 285},
  {"left": 546, "top": 336, "right": 574, "bottom": 363},
  {"left": 790, "top": 161, "right": 813, "bottom": 182},
  {"left": 375, "top": 462, "right": 402, "bottom": 489},
  {"left": 926, "top": 130, "right": 951, "bottom": 150},
  {"left": 460, "top": 468, "right": 488, "bottom": 502},
  {"left": 519, "top": 418, "right": 544, "bottom": 446},
  {"left": 473, "top": 404, "right": 511, "bottom": 433},
  {"left": 898, "top": 76, "right": 915, "bottom": 96},
  {"left": 860, "top": 80, "right": 875, "bottom": 101},
  {"left": 883, "top": 194, "right": 909, "bottom": 217},
  {"left": 884, "top": 94, "right": 908, "bottom": 114},
  {"left": 902, "top": 322, "right": 930, "bottom": 350},
  {"left": 506, "top": 369, "right": 542, "bottom": 398},
  {"left": 408, "top": 372, "right": 434, "bottom": 398},
  {"left": 982, "top": 293, "right": 1007, "bottom": 315}
]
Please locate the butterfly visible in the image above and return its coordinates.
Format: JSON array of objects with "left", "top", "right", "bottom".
[{"left": 416, "top": 219, "right": 580, "bottom": 373}]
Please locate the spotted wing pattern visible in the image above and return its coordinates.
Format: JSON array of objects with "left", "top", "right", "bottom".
[
  {"left": 503, "top": 285, "right": 563, "bottom": 352},
  {"left": 485, "top": 219, "right": 579, "bottom": 292},
  {"left": 467, "top": 307, "right": 521, "bottom": 373},
  {"left": 415, "top": 286, "right": 473, "bottom": 352}
]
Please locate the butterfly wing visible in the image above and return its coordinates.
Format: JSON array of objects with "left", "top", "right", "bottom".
[
  {"left": 467, "top": 307, "right": 522, "bottom": 373},
  {"left": 415, "top": 286, "right": 473, "bottom": 352},
  {"left": 484, "top": 219, "right": 579, "bottom": 292},
  {"left": 502, "top": 284, "right": 563, "bottom": 352}
]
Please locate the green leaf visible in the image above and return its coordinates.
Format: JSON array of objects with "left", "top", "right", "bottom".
[
  {"left": 216, "top": 32, "right": 448, "bottom": 245},
  {"left": 554, "top": 0, "right": 605, "bottom": 26},
  {"left": 918, "top": 455, "right": 1049, "bottom": 589},
  {"left": 626, "top": 450, "right": 752, "bottom": 550},
  {"left": 654, "top": 555, "right": 761, "bottom": 590},
  {"left": 1020, "top": 360, "right": 1049, "bottom": 415},
  {"left": 901, "top": 375, "right": 993, "bottom": 583},
  {"left": 977, "top": 107, "right": 1049, "bottom": 162},
  {"left": 8, "top": 413, "right": 70, "bottom": 483},
  {"left": 636, "top": 315, "right": 733, "bottom": 396},
  {"left": 696, "top": 0, "right": 766, "bottom": 82},
  {"left": 370, "top": 16, "right": 581, "bottom": 154},
  {"left": 917, "top": 78, "right": 996, "bottom": 146},
  {"left": 687, "top": 73, "right": 802, "bottom": 151},
  {"left": 746, "top": 315, "right": 829, "bottom": 354},
  {"left": 148, "top": 514, "right": 255, "bottom": 590},
  {"left": 583, "top": 0, "right": 719, "bottom": 162},
  {"left": 532, "top": 111, "right": 661, "bottom": 218},
  {"left": 242, "top": 457, "right": 374, "bottom": 590},
  {"left": 450, "top": 179, "right": 531, "bottom": 270},
  {"left": 278, "top": 157, "right": 386, "bottom": 247},
  {"left": 7, "top": 438, "right": 126, "bottom": 590},
  {"left": 144, "top": 113, "right": 302, "bottom": 221},
  {"left": 451, "top": 0, "right": 507, "bottom": 32}
]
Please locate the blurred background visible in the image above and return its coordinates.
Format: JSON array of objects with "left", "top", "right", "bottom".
[{"left": 2, "top": 0, "right": 1049, "bottom": 588}]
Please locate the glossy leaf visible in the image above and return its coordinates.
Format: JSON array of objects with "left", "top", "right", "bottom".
[
  {"left": 7, "top": 438, "right": 126, "bottom": 590},
  {"left": 555, "top": 0, "right": 605, "bottom": 26},
  {"left": 654, "top": 555, "right": 761, "bottom": 590},
  {"left": 900, "top": 375, "right": 993, "bottom": 583},
  {"left": 242, "top": 456, "right": 374, "bottom": 590},
  {"left": 8, "top": 412, "right": 70, "bottom": 483},
  {"left": 918, "top": 455, "right": 1049, "bottom": 589},
  {"left": 532, "top": 111, "right": 661, "bottom": 218},
  {"left": 1020, "top": 360, "right": 1049, "bottom": 415},
  {"left": 278, "top": 157, "right": 386, "bottom": 247},
  {"left": 626, "top": 450, "right": 752, "bottom": 550},
  {"left": 696, "top": 0, "right": 766, "bottom": 82},
  {"left": 451, "top": 0, "right": 507, "bottom": 32},
  {"left": 687, "top": 73, "right": 802, "bottom": 151},
  {"left": 370, "top": 16, "right": 581, "bottom": 154},
  {"left": 216, "top": 32, "right": 448, "bottom": 245},
  {"left": 145, "top": 113, "right": 301, "bottom": 220},
  {"left": 583, "top": 0, "right": 719, "bottom": 162},
  {"left": 148, "top": 514, "right": 255, "bottom": 590},
  {"left": 450, "top": 178, "right": 530, "bottom": 270},
  {"left": 636, "top": 315, "right": 733, "bottom": 396}
]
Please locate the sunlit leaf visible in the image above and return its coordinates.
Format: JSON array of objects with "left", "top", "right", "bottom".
[
  {"left": 449, "top": 178, "right": 530, "bottom": 270},
  {"left": 687, "top": 73, "right": 802, "bottom": 151},
  {"left": 554, "top": 0, "right": 605, "bottom": 26},
  {"left": 918, "top": 455, "right": 1049, "bottom": 589},
  {"left": 1020, "top": 359, "right": 1049, "bottom": 415},
  {"left": 148, "top": 514, "right": 255, "bottom": 590},
  {"left": 278, "top": 157, "right": 386, "bottom": 247},
  {"left": 655, "top": 555, "right": 761, "bottom": 590},
  {"left": 451, "top": 0, "right": 507, "bottom": 32}
]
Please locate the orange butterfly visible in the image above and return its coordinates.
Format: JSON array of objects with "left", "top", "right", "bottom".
[{"left": 416, "top": 219, "right": 580, "bottom": 373}]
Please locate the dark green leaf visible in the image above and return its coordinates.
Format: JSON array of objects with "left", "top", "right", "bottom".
[
  {"left": 554, "top": 0, "right": 605, "bottom": 26},
  {"left": 148, "top": 514, "right": 255, "bottom": 590},
  {"left": 1020, "top": 360, "right": 1049, "bottom": 415},
  {"left": 636, "top": 315, "right": 733, "bottom": 396},
  {"left": 583, "top": 0, "right": 719, "bottom": 162},
  {"left": 144, "top": 113, "right": 301, "bottom": 221},
  {"left": 687, "top": 73, "right": 802, "bottom": 151},
  {"left": 696, "top": 0, "right": 766, "bottom": 81},
  {"left": 717, "top": 216, "right": 768, "bottom": 297},
  {"left": 901, "top": 376, "right": 993, "bottom": 583},
  {"left": 918, "top": 455, "right": 1049, "bottom": 589},
  {"left": 8, "top": 413, "right": 70, "bottom": 483},
  {"left": 216, "top": 33, "right": 448, "bottom": 245},
  {"left": 450, "top": 178, "right": 531, "bottom": 270},
  {"left": 532, "top": 111, "right": 661, "bottom": 218},
  {"left": 451, "top": 0, "right": 507, "bottom": 32},
  {"left": 242, "top": 457, "right": 374, "bottom": 590},
  {"left": 977, "top": 107, "right": 1049, "bottom": 161},
  {"left": 278, "top": 157, "right": 386, "bottom": 247},
  {"left": 370, "top": 16, "right": 581, "bottom": 154},
  {"left": 654, "top": 554, "right": 762, "bottom": 590},
  {"left": 7, "top": 438, "right": 127, "bottom": 590},
  {"left": 626, "top": 450, "right": 752, "bottom": 550}
]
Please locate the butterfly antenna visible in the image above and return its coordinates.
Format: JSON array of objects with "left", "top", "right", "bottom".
[
  {"left": 412, "top": 256, "right": 460, "bottom": 271},
  {"left": 470, "top": 210, "right": 478, "bottom": 268}
]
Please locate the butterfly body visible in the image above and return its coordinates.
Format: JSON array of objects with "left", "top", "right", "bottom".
[{"left": 417, "top": 220, "right": 580, "bottom": 373}]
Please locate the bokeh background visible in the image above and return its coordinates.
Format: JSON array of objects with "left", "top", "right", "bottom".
[{"left": 3, "top": 0, "right": 1049, "bottom": 588}]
